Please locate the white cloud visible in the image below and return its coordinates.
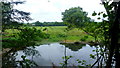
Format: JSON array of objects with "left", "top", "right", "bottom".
[{"left": 14, "top": 0, "right": 106, "bottom": 22}]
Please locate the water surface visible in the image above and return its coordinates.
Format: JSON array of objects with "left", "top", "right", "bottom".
[{"left": 16, "top": 43, "right": 96, "bottom": 66}]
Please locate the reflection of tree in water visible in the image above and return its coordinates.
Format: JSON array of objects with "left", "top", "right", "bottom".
[
  {"left": 2, "top": 47, "right": 39, "bottom": 68},
  {"left": 23, "top": 47, "right": 40, "bottom": 57},
  {"left": 61, "top": 43, "right": 86, "bottom": 51},
  {"left": 23, "top": 47, "right": 40, "bottom": 61}
]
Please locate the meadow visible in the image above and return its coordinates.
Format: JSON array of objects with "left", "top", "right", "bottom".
[
  {"left": 3, "top": 26, "right": 95, "bottom": 44},
  {"left": 35, "top": 26, "right": 95, "bottom": 43}
]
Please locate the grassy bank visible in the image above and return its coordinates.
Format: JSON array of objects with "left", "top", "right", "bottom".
[
  {"left": 3, "top": 26, "right": 95, "bottom": 45},
  {"left": 35, "top": 26, "right": 95, "bottom": 43}
]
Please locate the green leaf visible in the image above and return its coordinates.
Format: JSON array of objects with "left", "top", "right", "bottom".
[
  {"left": 98, "top": 12, "right": 101, "bottom": 15},
  {"left": 81, "top": 63, "right": 84, "bottom": 65},
  {"left": 90, "top": 54, "right": 95, "bottom": 59},
  {"left": 21, "top": 55, "right": 26, "bottom": 59},
  {"left": 103, "top": 13, "right": 107, "bottom": 18},
  {"left": 76, "top": 59, "right": 79, "bottom": 61},
  {"left": 59, "top": 63, "right": 63, "bottom": 65},
  {"left": 69, "top": 56, "right": 73, "bottom": 58},
  {"left": 62, "top": 57, "right": 64, "bottom": 59},
  {"left": 82, "top": 60, "right": 86, "bottom": 62},
  {"left": 78, "top": 60, "right": 82, "bottom": 63},
  {"left": 92, "top": 11, "right": 97, "bottom": 16},
  {"left": 66, "top": 56, "right": 69, "bottom": 59},
  {"left": 97, "top": 17, "right": 101, "bottom": 20},
  {"left": 92, "top": 50, "right": 95, "bottom": 52}
]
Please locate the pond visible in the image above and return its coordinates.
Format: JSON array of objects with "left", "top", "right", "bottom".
[
  {"left": 3, "top": 43, "right": 97, "bottom": 67},
  {"left": 2, "top": 43, "right": 96, "bottom": 67}
]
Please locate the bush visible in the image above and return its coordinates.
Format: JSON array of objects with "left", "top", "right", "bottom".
[
  {"left": 57, "top": 34, "right": 66, "bottom": 37},
  {"left": 80, "top": 38, "right": 86, "bottom": 41},
  {"left": 2, "top": 27, "right": 49, "bottom": 48},
  {"left": 80, "top": 36, "right": 88, "bottom": 41}
]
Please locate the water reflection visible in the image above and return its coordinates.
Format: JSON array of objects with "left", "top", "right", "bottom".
[
  {"left": 2, "top": 43, "right": 96, "bottom": 67},
  {"left": 61, "top": 43, "right": 86, "bottom": 51},
  {"left": 2, "top": 47, "right": 40, "bottom": 68},
  {"left": 22, "top": 47, "right": 40, "bottom": 57}
]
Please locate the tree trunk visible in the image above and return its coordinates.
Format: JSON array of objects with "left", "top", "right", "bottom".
[{"left": 106, "top": 1, "right": 120, "bottom": 68}]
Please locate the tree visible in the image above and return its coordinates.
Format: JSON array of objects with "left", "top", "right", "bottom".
[
  {"left": 62, "top": 7, "right": 102, "bottom": 42},
  {"left": 62, "top": 7, "right": 91, "bottom": 28},
  {"left": 33, "top": 21, "right": 43, "bottom": 26},
  {"left": 100, "top": 1, "right": 120, "bottom": 68},
  {"left": 1, "top": 1, "right": 32, "bottom": 31},
  {"left": 89, "top": 1, "right": 120, "bottom": 68},
  {"left": 62, "top": 2, "right": 120, "bottom": 68}
]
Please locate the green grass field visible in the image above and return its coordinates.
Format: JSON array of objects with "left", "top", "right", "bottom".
[
  {"left": 3, "top": 26, "right": 95, "bottom": 44},
  {"left": 35, "top": 26, "right": 95, "bottom": 43}
]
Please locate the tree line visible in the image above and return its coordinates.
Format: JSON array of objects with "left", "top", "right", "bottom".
[{"left": 31, "top": 21, "right": 66, "bottom": 26}]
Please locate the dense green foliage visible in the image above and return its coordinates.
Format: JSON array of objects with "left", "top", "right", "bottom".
[
  {"left": 32, "top": 21, "right": 66, "bottom": 26},
  {"left": 61, "top": 7, "right": 101, "bottom": 42},
  {"left": 2, "top": 27, "right": 48, "bottom": 48},
  {"left": 100, "top": 1, "right": 120, "bottom": 68},
  {"left": 62, "top": 7, "right": 91, "bottom": 28}
]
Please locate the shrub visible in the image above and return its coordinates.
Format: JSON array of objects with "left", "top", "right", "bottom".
[
  {"left": 80, "top": 36, "right": 88, "bottom": 41},
  {"left": 2, "top": 27, "right": 49, "bottom": 48},
  {"left": 57, "top": 34, "right": 66, "bottom": 37}
]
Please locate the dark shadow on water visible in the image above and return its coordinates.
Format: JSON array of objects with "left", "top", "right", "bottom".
[{"left": 61, "top": 43, "right": 86, "bottom": 51}]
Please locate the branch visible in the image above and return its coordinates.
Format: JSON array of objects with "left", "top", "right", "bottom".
[
  {"left": 81, "top": 28, "right": 94, "bottom": 37},
  {"left": 91, "top": 56, "right": 102, "bottom": 68}
]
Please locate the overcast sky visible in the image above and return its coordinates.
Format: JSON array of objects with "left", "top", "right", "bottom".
[{"left": 14, "top": 0, "right": 106, "bottom": 23}]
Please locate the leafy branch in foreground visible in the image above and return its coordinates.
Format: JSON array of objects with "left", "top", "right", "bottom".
[{"left": 1, "top": 1, "right": 32, "bottom": 31}]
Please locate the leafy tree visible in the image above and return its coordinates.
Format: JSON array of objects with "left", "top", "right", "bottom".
[
  {"left": 89, "top": 1, "right": 120, "bottom": 68},
  {"left": 62, "top": 7, "right": 91, "bottom": 28},
  {"left": 62, "top": 7, "right": 101, "bottom": 42},
  {"left": 62, "top": 1, "right": 120, "bottom": 68},
  {"left": 101, "top": 1, "right": 120, "bottom": 68},
  {"left": 82, "top": 22, "right": 105, "bottom": 42},
  {"left": 33, "top": 21, "right": 43, "bottom": 26}
]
